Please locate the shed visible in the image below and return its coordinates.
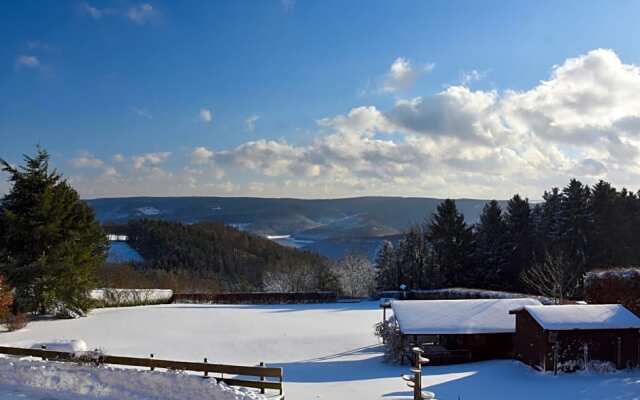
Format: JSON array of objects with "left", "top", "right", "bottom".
[
  {"left": 389, "top": 298, "right": 542, "bottom": 364},
  {"left": 511, "top": 304, "right": 640, "bottom": 372}
]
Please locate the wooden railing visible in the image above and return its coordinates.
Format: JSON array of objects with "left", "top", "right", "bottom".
[{"left": 0, "top": 346, "right": 284, "bottom": 398}]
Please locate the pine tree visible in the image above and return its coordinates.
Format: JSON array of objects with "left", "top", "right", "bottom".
[
  {"left": 426, "top": 199, "right": 474, "bottom": 287},
  {"left": 504, "top": 194, "right": 533, "bottom": 290},
  {"left": 474, "top": 200, "right": 508, "bottom": 289},
  {"left": 558, "top": 179, "right": 592, "bottom": 278},
  {"left": 0, "top": 148, "right": 107, "bottom": 313},
  {"left": 375, "top": 241, "right": 397, "bottom": 290}
]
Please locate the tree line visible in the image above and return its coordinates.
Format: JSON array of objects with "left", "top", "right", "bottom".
[{"left": 376, "top": 179, "right": 640, "bottom": 296}]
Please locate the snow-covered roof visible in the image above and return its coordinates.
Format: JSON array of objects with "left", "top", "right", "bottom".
[
  {"left": 522, "top": 304, "right": 640, "bottom": 331},
  {"left": 391, "top": 298, "right": 542, "bottom": 335}
]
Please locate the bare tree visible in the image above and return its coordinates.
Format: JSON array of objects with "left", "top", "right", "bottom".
[
  {"left": 521, "top": 251, "right": 579, "bottom": 303},
  {"left": 263, "top": 263, "right": 316, "bottom": 293},
  {"left": 335, "top": 253, "right": 376, "bottom": 298}
]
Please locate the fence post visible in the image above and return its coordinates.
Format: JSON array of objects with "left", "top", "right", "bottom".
[
  {"left": 204, "top": 357, "right": 208, "bottom": 378},
  {"left": 150, "top": 353, "right": 154, "bottom": 371},
  {"left": 260, "top": 362, "right": 265, "bottom": 394},
  {"left": 41, "top": 344, "right": 47, "bottom": 361},
  {"left": 617, "top": 337, "right": 622, "bottom": 369}
]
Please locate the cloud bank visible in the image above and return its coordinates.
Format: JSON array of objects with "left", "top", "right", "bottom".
[{"left": 12, "top": 49, "right": 640, "bottom": 199}]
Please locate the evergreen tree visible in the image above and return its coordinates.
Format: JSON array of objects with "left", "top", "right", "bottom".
[
  {"left": 0, "top": 148, "right": 107, "bottom": 313},
  {"left": 375, "top": 241, "right": 396, "bottom": 290},
  {"left": 426, "top": 199, "right": 473, "bottom": 287},
  {"left": 504, "top": 194, "right": 533, "bottom": 290},
  {"left": 474, "top": 200, "right": 508, "bottom": 289},
  {"left": 558, "top": 179, "right": 592, "bottom": 278},
  {"left": 588, "top": 180, "right": 620, "bottom": 267}
]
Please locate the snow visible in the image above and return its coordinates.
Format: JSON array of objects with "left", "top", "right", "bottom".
[
  {"left": 523, "top": 304, "right": 640, "bottom": 330},
  {"left": 29, "top": 339, "right": 88, "bottom": 353},
  {"left": 0, "top": 356, "right": 265, "bottom": 400},
  {"left": 1, "top": 302, "right": 639, "bottom": 400},
  {"left": 391, "top": 298, "right": 542, "bottom": 334}
]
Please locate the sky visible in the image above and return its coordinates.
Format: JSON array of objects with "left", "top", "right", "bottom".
[{"left": 2, "top": 1, "right": 640, "bottom": 199}]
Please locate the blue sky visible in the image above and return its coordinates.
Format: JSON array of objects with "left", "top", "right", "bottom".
[{"left": 2, "top": 1, "right": 640, "bottom": 199}]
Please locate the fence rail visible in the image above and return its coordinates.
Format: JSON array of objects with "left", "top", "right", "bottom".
[{"left": 0, "top": 346, "right": 283, "bottom": 397}]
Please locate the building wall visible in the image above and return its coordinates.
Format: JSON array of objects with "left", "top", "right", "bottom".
[
  {"left": 548, "top": 329, "right": 640, "bottom": 370},
  {"left": 515, "top": 310, "right": 640, "bottom": 371},
  {"left": 513, "top": 311, "right": 548, "bottom": 370},
  {"left": 402, "top": 332, "right": 514, "bottom": 364}
]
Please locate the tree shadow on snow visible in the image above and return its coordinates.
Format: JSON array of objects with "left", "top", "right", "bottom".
[{"left": 270, "top": 345, "right": 405, "bottom": 383}]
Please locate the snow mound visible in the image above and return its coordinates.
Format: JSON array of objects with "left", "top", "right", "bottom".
[
  {"left": 29, "top": 340, "right": 88, "bottom": 353},
  {"left": 0, "top": 356, "right": 266, "bottom": 400},
  {"left": 391, "top": 298, "right": 542, "bottom": 334},
  {"left": 523, "top": 304, "right": 640, "bottom": 330}
]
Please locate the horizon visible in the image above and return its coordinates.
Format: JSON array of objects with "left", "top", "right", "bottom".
[{"left": 4, "top": 1, "right": 640, "bottom": 200}]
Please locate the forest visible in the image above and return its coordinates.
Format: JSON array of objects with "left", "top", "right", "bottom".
[
  {"left": 376, "top": 179, "right": 640, "bottom": 298},
  {"left": 103, "top": 219, "right": 339, "bottom": 292}
]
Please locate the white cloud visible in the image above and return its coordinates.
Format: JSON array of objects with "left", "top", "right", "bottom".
[
  {"left": 16, "top": 55, "right": 40, "bottom": 69},
  {"left": 127, "top": 4, "right": 155, "bottom": 24},
  {"left": 58, "top": 49, "right": 640, "bottom": 199},
  {"left": 245, "top": 115, "right": 260, "bottom": 132},
  {"left": 70, "top": 152, "right": 104, "bottom": 169},
  {"left": 380, "top": 57, "right": 434, "bottom": 93},
  {"left": 200, "top": 108, "right": 213, "bottom": 123},
  {"left": 460, "top": 69, "right": 486, "bottom": 85},
  {"left": 112, "top": 154, "right": 125, "bottom": 163},
  {"left": 192, "top": 147, "right": 214, "bottom": 164},
  {"left": 132, "top": 152, "right": 171, "bottom": 169},
  {"left": 81, "top": 3, "right": 106, "bottom": 19}
]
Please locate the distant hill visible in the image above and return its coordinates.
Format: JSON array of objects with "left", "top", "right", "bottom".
[
  {"left": 88, "top": 196, "right": 501, "bottom": 260},
  {"left": 104, "top": 219, "right": 333, "bottom": 290}
]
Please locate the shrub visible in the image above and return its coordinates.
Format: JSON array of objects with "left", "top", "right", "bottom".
[
  {"left": 5, "top": 312, "right": 28, "bottom": 331},
  {"left": 0, "top": 276, "right": 13, "bottom": 321},
  {"left": 584, "top": 268, "right": 640, "bottom": 316}
]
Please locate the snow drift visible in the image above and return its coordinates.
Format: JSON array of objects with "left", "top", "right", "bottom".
[{"left": 0, "top": 356, "right": 266, "bottom": 400}]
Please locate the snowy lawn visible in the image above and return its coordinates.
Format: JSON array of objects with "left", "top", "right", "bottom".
[{"left": 1, "top": 302, "right": 639, "bottom": 400}]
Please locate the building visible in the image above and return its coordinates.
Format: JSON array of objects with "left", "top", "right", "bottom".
[
  {"left": 389, "top": 298, "right": 542, "bottom": 364},
  {"left": 510, "top": 304, "right": 640, "bottom": 372}
]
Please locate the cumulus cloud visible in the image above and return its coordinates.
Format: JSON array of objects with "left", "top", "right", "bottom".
[
  {"left": 191, "top": 147, "right": 214, "bottom": 164},
  {"left": 112, "top": 154, "right": 125, "bottom": 163},
  {"left": 70, "top": 152, "right": 104, "bottom": 169},
  {"left": 200, "top": 108, "right": 213, "bottom": 123},
  {"left": 132, "top": 152, "right": 171, "bottom": 169},
  {"left": 52, "top": 49, "right": 640, "bottom": 199},
  {"left": 245, "top": 115, "right": 260, "bottom": 132},
  {"left": 380, "top": 57, "right": 434, "bottom": 93}
]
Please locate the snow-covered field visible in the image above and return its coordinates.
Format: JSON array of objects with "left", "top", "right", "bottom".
[{"left": 1, "top": 302, "right": 639, "bottom": 400}]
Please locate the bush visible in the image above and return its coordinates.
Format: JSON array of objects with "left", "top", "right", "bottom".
[
  {"left": 585, "top": 268, "right": 640, "bottom": 316},
  {"left": 5, "top": 313, "right": 28, "bottom": 331},
  {"left": 0, "top": 276, "right": 13, "bottom": 320}
]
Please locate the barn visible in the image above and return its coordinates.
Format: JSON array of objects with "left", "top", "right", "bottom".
[
  {"left": 510, "top": 304, "right": 640, "bottom": 372},
  {"left": 388, "top": 298, "right": 542, "bottom": 364}
]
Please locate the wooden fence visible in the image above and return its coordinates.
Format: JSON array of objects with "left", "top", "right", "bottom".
[{"left": 0, "top": 346, "right": 283, "bottom": 398}]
